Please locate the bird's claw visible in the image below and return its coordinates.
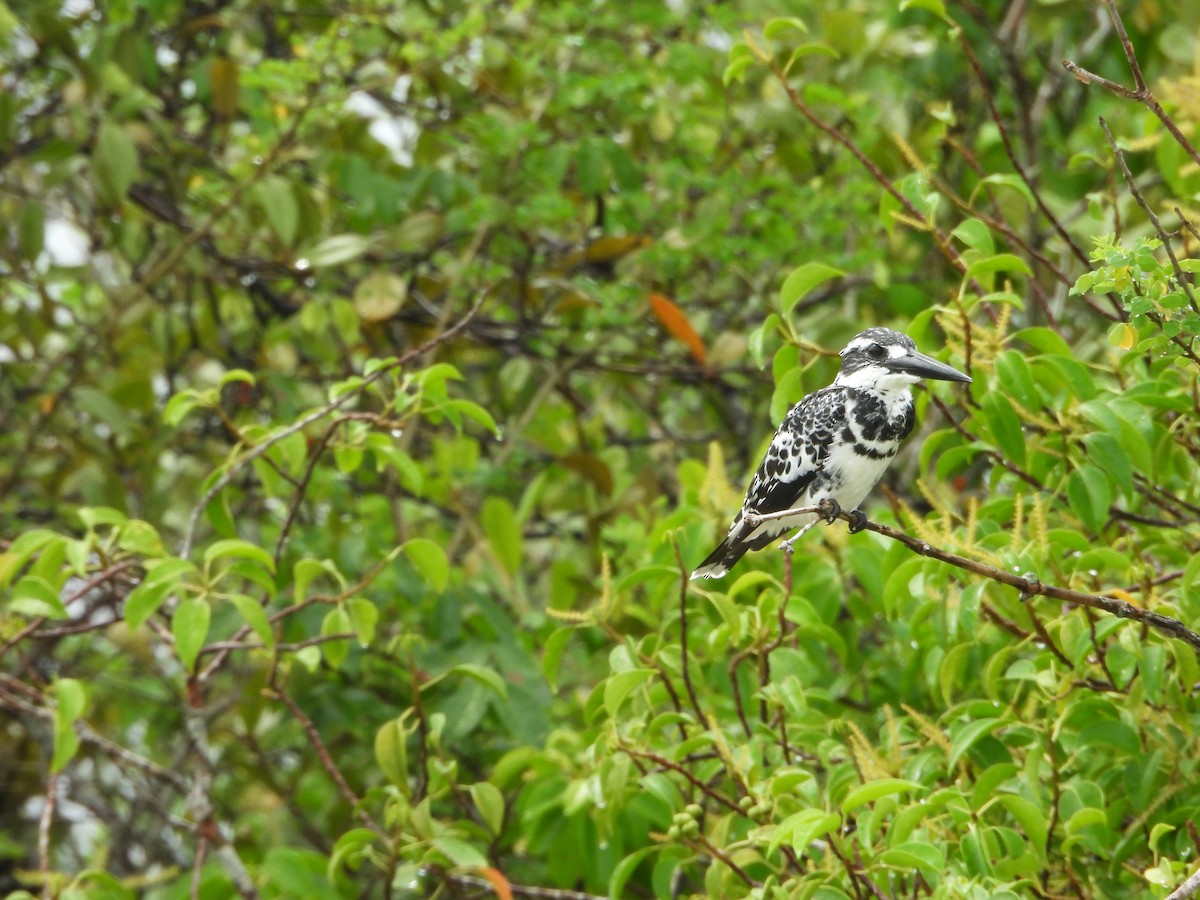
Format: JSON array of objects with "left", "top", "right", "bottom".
[
  {"left": 846, "top": 509, "right": 869, "bottom": 534},
  {"left": 817, "top": 498, "right": 842, "bottom": 525}
]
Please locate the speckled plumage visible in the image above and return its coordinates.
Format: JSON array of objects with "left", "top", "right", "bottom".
[{"left": 691, "top": 327, "right": 969, "bottom": 580}]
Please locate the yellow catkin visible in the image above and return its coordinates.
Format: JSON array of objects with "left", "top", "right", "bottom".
[
  {"left": 599, "top": 552, "right": 612, "bottom": 617},
  {"left": 891, "top": 131, "right": 928, "bottom": 175},
  {"left": 1031, "top": 494, "right": 1048, "bottom": 555},
  {"left": 846, "top": 721, "right": 891, "bottom": 780},
  {"left": 901, "top": 703, "right": 953, "bottom": 754},
  {"left": 546, "top": 608, "right": 591, "bottom": 623},
  {"left": 884, "top": 704, "right": 902, "bottom": 771},
  {"left": 1010, "top": 493, "right": 1025, "bottom": 553},
  {"left": 965, "top": 496, "right": 979, "bottom": 550},
  {"left": 898, "top": 496, "right": 941, "bottom": 546}
]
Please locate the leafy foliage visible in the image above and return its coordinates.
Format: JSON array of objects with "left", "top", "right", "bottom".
[{"left": 3, "top": 0, "right": 1200, "bottom": 898}]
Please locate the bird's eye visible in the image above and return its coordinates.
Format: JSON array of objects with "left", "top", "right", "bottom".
[{"left": 867, "top": 343, "right": 886, "bottom": 360}]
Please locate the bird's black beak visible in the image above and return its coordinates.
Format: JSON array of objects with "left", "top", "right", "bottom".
[{"left": 887, "top": 349, "right": 972, "bottom": 383}]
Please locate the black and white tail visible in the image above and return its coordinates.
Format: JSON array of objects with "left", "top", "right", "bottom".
[{"left": 689, "top": 533, "right": 751, "bottom": 580}]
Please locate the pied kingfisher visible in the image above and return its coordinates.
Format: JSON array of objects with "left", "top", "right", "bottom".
[{"left": 691, "top": 327, "right": 971, "bottom": 580}]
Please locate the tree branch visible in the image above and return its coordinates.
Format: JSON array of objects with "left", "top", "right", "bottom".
[{"left": 743, "top": 503, "right": 1200, "bottom": 653}]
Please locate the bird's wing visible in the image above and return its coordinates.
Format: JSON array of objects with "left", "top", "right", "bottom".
[{"left": 740, "top": 385, "right": 846, "bottom": 516}]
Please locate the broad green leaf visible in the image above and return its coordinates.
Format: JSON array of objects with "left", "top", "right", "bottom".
[
  {"left": 1066, "top": 464, "right": 1112, "bottom": 533},
  {"left": 470, "top": 782, "right": 505, "bottom": 834},
  {"left": 998, "top": 795, "right": 1048, "bottom": 861},
  {"left": 481, "top": 496, "right": 521, "bottom": 576},
  {"left": 294, "top": 558, "right": 339, "bottom": 601},
  {"left": 448, "top": 663, "right": 508, "bottom": 699},
  {"left": 430, "top": 837, "right": 488, "bottom": 869},
  {"left": 542, "top": 627, "right": 574, "bottom": 693},
  {"left": 172, "top": 597, "right": 211, "bottom": 673},
  {"left": 321, "top": 605, "right": 352, "bottom": 669},
  {"left": 374, "top": 716, "right": 408, "bottom": 787},
  {"left": 203, "top": 539, "right": 276, "bottom": 574},
  {"left": 228, "top": 593, "right": 274, "bottom": 650},
  {"left": 94, "top": 120, "right": 138, "bottom": 204},
  {"left": 841, "top": 779, "right": 924, "bottom": 813},
  {"left": 603, "top": 668, "right": 656, "bottom": 718},
  {"left": 779, "top": 263, "right": 845, "bottom": 317},
  {"left": 347, "top": 598, "right": 378, "bottom": 646},
  {"left": 52, "top": 678, "right": 87, "bottom": 772},
  {"left": 302, "top": 233, "right": 371, "bottom": 268},
  {"left": 769, "top": 809, "right": 840, "bottom": 857},
  {"left": 949, "top": 718, "right": 1006, "bottom": 768},
  {"left": 951, "top": 218, "right": 994, "bottom": 255},
  {"left": 0, "top": 530, "right": 63, "bottom": 589},
  {"left": 402, "top": 538, "right": 449, "bottom": 592},
  {"left": 880, "top": 841, "right": 945, "bottom": 878},
  {"left": 1082, "top": 433, "right": 1132, "bottom": 494},
  {"left": 764, "top": 16, "right": 807, "bottom": 40},
  {"left": 10, "top": 576, "right": 69, "bottom": 619},
  {"left": 609, "top": 846, "right": 661, "bottom": 900},
  {"left": 980, "top": 392, "right": 1025, "bottom": 467},
  {"left": 255, "top": 177, "right": 299, "bottom": 245}
]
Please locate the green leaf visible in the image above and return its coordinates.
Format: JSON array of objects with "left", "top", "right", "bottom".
[
  {"left": 980, "top": 393, "right": 1025, "bottom": 467},
  {"left": 52, "top": 678, "right": 87, "bottom": 772},
  {"left": 293, "top": 558, "right": 339, "bottom": 601},
  {"left": 172, "top": 596, "right": 211, "bottom": 673},
  {"left": 879, "top": 841, "right": 945, "bottom": 878},
  {"left": 609, "top": 846, "right": 661, "bottom": 900},
  {"left": 10, "top": 576, "right": 69, "bottom": 619},
  {"left": 470, "top": 782, "right": 505, "bottom": 834},
  {"left": 951, "top": 218, "right": 994, "bottom": 255},
  {"left": 963, "top": 253, "right": 1032, "bottom": 294},
  {"left": 94, "top": 120, "right": 139, "bottom": 204},
  {"left": 124, "top": 558, "right": 197, "bottom": 629},
  {"left": 770, "top": 809, "right": 840, "bottom": 857},
  {"left": 228, "top": 593, "right": 274, "bottom": 650},
  {"left": 948, "top": 718, "right": 1005, "bottom": 768},
  {"left": 320, "top": 605, "right": 352, "bottom": 669},
  {"left": 998, "top": 794, "right": 1048, "bottom": 861},
  {"left": 430, "top": 837, "right": 488, "bottom": 869},
  {"left": 779, "top": 263, "right": 845, "bottom": 317},
  {"left": 445, "top": 398, "right": 500, "bottom": 435},
  {"left": 328, "top": 828, "right": 380, "bottom": 881},
  {"left": 841, "top": 778, "right": 924, "bottom": 813},
  {"left": 302, "top": 233, "right": 371, "bottom": 268},
  {"left": 1066, "top": 464, "right": 1112, "bottom": 533},
  {"left": 1082, "top": 433, "right": 1133, "bottom": 494},
  {"left": 162, "top": 389, "right": 208, "bottom": 427},
  {"left": 347, "top": 598, "right": 378, "bottom": 646},
  {"left": 255, "top": 176, "right": 299, "bottom": 245},
  {"left": 970, "top": 173, "right": 1035, "bottom": 210},
  {"left": 203, "top": 539, "right": 276, "bottom": 574},
  {"left": 0, "top": 529, "right": 63, "bottom": 589},
  {"left": 481, "top": 496, "right": 522, "bottom": 576},
  {"left": 763, "top": 16, "right": 808, "bottom": 40},
  {"left": 448, "top": 663, "right": 508, "bottom": 699},
  {"left": 374, "top": 716, "right": 409, "bottom": 787},
  {"left": 542, "top": 627, "right": 574, "bottom": 693},
  {"left": 402, "top": 538, "right": 449, "bottom": 592},
  {"left": 575, "top": 137, "right": 607, "bottom": 196},
  {"left": 603, "top": 668, "right": 656, "bottom": 717}
]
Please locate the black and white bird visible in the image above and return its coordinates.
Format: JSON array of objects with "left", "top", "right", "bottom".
[{"left": 691, "top": 327, "right": 971, "bottom": 580}]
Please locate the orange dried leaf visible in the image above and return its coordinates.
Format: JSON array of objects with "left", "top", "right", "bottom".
[
  {"left": 477, "top": 867, "right": 513, "bottom": 900},
  {"left": 648, "top": 293, "right": 707, "bottom": 366}
]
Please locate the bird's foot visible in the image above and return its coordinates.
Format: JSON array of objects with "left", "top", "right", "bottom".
[
  {"left": 817, "top": 498, "right": 842, "bottom": 525},
  {"left": 846, "top": 508, "right": 869, "bottom": 534}
]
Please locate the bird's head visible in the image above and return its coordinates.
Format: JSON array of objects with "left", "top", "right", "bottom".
[{"left": 833, "top": 327, "right": 971, "bottom": 392}]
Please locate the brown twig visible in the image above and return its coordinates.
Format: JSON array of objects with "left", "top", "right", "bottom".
[
  {"left": 744, "top": 504, "right": 1200, "bottom": 653},
  {"left": 1063, "top": 0, "right": 1200, "bottom": 172},
  {"left": 673, "top": 541, "right": 706, "bottom": 725}
]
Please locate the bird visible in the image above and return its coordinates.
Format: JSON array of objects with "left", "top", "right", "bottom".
[{"left": 690, "top": 327, "right": 971, "bottom": 580}]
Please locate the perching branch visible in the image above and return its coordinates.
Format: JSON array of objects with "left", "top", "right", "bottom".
[
  {"left": 1062, "top": 0, "right": 1200, "bottom": 171},
  {"left": 742, "top": 502, "right": 1200, "bottom": 653}
]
